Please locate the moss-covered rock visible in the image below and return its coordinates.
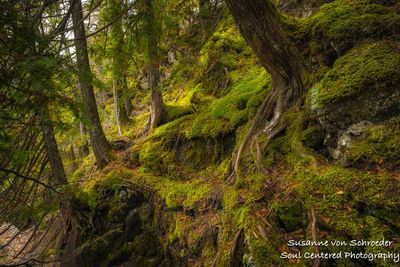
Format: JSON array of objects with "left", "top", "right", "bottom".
[
  {"left": 310, "top": 41, "right": 400, "bottom": 148},
  {"left": 308, "top": 0, "right": 400, "bottom": 62},
  {"left": 74, "top": 182, "right": 172, "bottom": 267},
  {"left": 333, "top": 117, "right": 400, "bottom": 167}
]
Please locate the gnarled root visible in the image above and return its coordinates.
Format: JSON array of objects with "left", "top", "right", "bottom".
[{"left": 226, "top": 80, "right": 301, "bottom": 184}]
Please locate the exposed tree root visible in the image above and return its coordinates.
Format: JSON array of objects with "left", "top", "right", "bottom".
[
  {"left": 224, "top": 0, "right": 306, "bottom": 184},
  {"left": 226, "top": 81, "right": 302, "bottom": 184},
  {"left": 229, "top": 228, "right": 245, "bottom": 267},
  {"left": 311, "top": 208, "right": 321, "bottom": 267}
]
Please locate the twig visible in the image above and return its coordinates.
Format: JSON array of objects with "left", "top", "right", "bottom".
[{"left": 0, "top": 166, "right": 58, "bottom": 194}]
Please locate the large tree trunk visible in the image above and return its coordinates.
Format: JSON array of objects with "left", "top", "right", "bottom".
[
  {"left": 39, "top": 105, "right": 68, "bottom": 186},
  {"left": 225, "top": 0, "right": 304, "bottom": 181},
  {"left": 71, "top": 0, "right": 111, "bottom": 168},
  {"left": 145, "top": 0, "right": 165, "bottom": 131},
  {"left": 110, "top": 0, "right": 130, "bottom": 135}
]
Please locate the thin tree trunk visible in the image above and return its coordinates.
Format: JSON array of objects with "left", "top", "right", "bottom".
[
  {"left": 199, "top": 0, "right": 212, "bottom": 37},
  {"left": 68, "top": 144, "right": 76, "bottom": 173},
  {"left": 124, "top": 84, "right": 133, "bottom": 117},
  {"left": 149, "top": 66, "right": 164, "bottom": 130},
  {"left": 145, "top": 0, "right": 165, "bottom": 131},
  {"left": 71, "top": 0, "right": 111, "bottom": 168},
  {"left": 110, "top": 0, "right": 130, "bottom": 134},
  {"left": 39, "top": 105, "right": 80, "bottom": 267},
  {"left": 79, "top": 121, "right": 89, "bottom": 157},
  {"left": 225, "top": 0, "right": 304, "bottom": 180},
  {"left": 39, "top": 105, "right": 67, "bottom": 186},
  {"left": 113, "top": 79, "right": 128, "bottom": 135}
]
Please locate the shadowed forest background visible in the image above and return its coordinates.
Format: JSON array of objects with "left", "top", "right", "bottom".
[{"left": 0, "top": 0, "right": 400, "bottom": 266}]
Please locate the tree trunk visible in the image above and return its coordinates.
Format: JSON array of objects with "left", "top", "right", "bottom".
[
  {"left": 124, "top": 85, "right": 133, "bottom": 117},
  {"left": 225, "top": 0, "right": 304, "bottom": 180},
  {"left": 199, "top": 0, "right": 212, "bottom": 33},
  {"left": 145, "top": 0, "right": 165, "bottom": 131},
  {"left": 113, "top": 78, "right": 129, "bottom": 135},
  {"left": 68, "top": 144, "right": 76, "bottom": 173},
  {"left": 71, "top": 0, "right": 111, "bottom": 168},
  {"left": 110, "top": 0, "right": 130, "bottom": 135},
  {"left": 79, "top": 121, "right": 89, "bottom": 157},
  {"left": 39, "top": 105, "right": 67, "bottom": 186},
  {"left": 149, "top": 66, "right": 164, "bottom": 130},
  {"left": 39, "top": 104, "right": 81, "bottom": 266}
]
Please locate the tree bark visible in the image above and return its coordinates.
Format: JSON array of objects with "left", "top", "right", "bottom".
[
  {"left": 113, "top": 78, "right": 129, "bottom": 135},
  {"left": 79, "top": 121, "right": 89, "bottom": 157},
  {"left": 199, "top": 0, "right": 212, "bottom": 33},
  {"left": 149, "top": 67, "right": 164, "bottom": 130},
  {"left": 39, "top": 104, "right": 67, "bottom": 186},
  {"left": 145, "top": 0, "right": 165, "bottom": 131},
  {"left": 71, "top": 0, "right": 111, "bottom": 168},
  {"left": 224, "top": 0, "right": 304, "bottom": 180},
  {"left": 109, "top": 0, "right": 130, "bottom": 134},
  {"left": 68, "top": 144, "right": 76, "bottom": 173},
  {"left": 124, "top": 85, "right": 133, "bottom": 117}
]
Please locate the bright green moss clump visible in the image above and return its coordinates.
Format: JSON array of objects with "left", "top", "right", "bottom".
[
  {"left": 160, "top": 65, "right": 269, "bottom": 140},
  {"left": 310, "top": 41, "right": 400, "bottom": 109},
  {"left": 164, "top": 104, "right": 194, "bottom": 122},
  {"left": 157, "top": 180, "right": 211, "bottom": 210},
  {"left": 188, "top": 65, "right": 270, "bottom": 139}
]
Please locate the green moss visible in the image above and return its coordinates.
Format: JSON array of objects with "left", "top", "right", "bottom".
[
  {"left": 345, "top": 117, "right": 400, "bottom": 163},
  {"left": 150, "top": 66, "right": 269, "bottom": 142},
  {"left": 102, "top": 168, "right": 132, "bottom": 188},
  {"left": 169, "top": 215, "right": 184, "bottom": 242},
  {"left": 296, "top": 164, "right": 400, "bottom": 232},
  {"left": 70, "top": 154, "right": 96, "bottom": 183},
  {"left": 156, "top": 180, "right": 211, "bottom": 210},
  {"left": 69, "top": 4, "right": 400, "bottom": 266},
  {"left": 274, "top": 200, "right": 306, "bottom": 232},
  {"left": 249, "top": 238, "right": 286, "bottom": 266},
  {"left": 196, "top": 16, "right": 252, "bottom": 96},
  {"left": 308, "top": 0, "right": 400, "bottom": 53},
  {"left": 138, "top": 141, "right": 175, "bottom": 174},
  {"left": 151, "top": 116, "right": 190, "bottom": 140},
  {"left": 310, "top": 41, "right": 400, "bottom": 109},
  {"left": 164, "top": 104, "right": 194, "bottom": 122},
  {"left": 187, "top": 65, "right": 270, "bottom": 139},
  {"left": 76, "top": 168, "right": 133, "bottom": 209}
]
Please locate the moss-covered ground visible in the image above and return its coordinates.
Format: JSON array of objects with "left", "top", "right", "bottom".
[{"left": 71, "top": 1, "right": 400, "bottom": 265}]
